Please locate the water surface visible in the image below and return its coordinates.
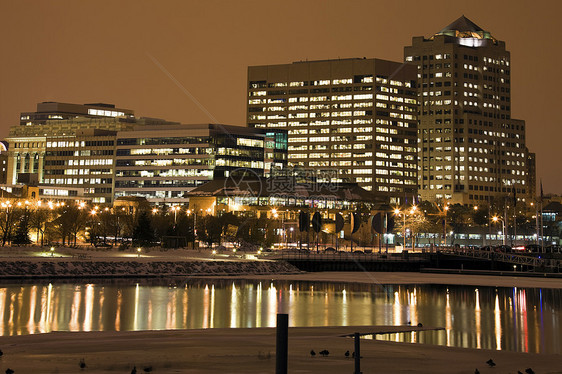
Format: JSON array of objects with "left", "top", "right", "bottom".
[{"left": 0, "top": 279, "right": 560, "bottom": 354}]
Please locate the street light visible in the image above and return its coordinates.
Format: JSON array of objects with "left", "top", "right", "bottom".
[
  {"left": 187, "top": 209, "right": 197, "bottom": 250},
  {"left": 443, "top": 205, "right": 450, "bottom": 247},
  {"left": 50, "top": 246, "right": 55, "bottom": 257},
  {"left": 492, "top": 216, "right": 506, "bottom": 245},
  {"left": 170, "top": 206, "right": 181, "bottom": 224},
  {"left": 394, "top": 208, "right": 406, "bottom": 250},
  {"left": 137, "top": 247, "right": 142, "bottom": 257}
]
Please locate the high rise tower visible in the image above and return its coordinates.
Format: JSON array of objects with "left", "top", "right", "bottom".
[
  {"left": 405, "top": 16, "right": 528, "bottom": 205},
  {"left": 247, "top": 58, "right": 418, "bottom": 204}
]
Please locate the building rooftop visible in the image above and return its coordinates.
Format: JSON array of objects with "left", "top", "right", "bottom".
[
  {"left": 188, "top": 177, "right": 378, "bottom": 203},
  {"left": 433, "top": 15, "right": 496, "bottom": 41}
]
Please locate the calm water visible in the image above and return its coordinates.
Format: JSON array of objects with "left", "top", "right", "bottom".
[{"left": 0, "top": 279, "right": 560, "bottom": 354}]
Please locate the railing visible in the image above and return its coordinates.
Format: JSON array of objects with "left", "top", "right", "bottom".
[
  {"left": 440, "top": 247, "right": 562, "bottom": 271},
  {"left": 277, "top": 247, "right": 561, "bottom": 272},
  {"left": 277, "top": 251, "right": 430, "bottom": 262}
]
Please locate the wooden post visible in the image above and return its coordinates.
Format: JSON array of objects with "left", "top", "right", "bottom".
[
  {"left": 354, "top": 332, "right": 362, "bottom": 374},
  {"left": 276, "top": 314, "right": 288, "bottom": 374}
]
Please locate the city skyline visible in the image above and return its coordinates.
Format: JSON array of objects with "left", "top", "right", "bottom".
[{"left": 0, "top": 0, "right": 560, "bottom": 193}]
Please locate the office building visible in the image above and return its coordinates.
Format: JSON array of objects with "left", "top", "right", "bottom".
[
  {"left": 405, "top": 16, "right": 529, "bottom": 204},
  {"left": 5, "top": 103, "right": 287, "bottom": 204},
  {"left": 42, "top": 129, "right": 118, "bottom": 203},
  {"left": 114, "top": 124, "right": 287, "bottom": 203},
  {"left": 526, "top": 149, "right": 536, "bottom": 200},
  {"left": 247, "top": 58, "right": 418, "bottom": 204},
  {"left": 19, "top": 101, "right": 134, "bottom": 126}
]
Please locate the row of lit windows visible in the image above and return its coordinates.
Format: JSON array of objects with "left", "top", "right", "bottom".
[
  {"left": 62, "top": 169, "right": 112, "bottom": 175},
  {"left": 250, "top": 76, "right": 414, "bottom": 89},
  {"left": 43, "top": 178, "right": 111, "bottom": 185},
  {"left": 67, "top": 159, "right": 113, "bottom": 166}
]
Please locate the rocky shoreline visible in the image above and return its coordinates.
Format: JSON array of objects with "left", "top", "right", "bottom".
[{"left": 0, "top": 259, "right": 301, "bottom": 278}]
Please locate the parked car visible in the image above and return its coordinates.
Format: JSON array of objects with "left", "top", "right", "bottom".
[
  {"left": 494, "top": 245, "right": 512, "bottom": 253},
  {"left": 324, "top": 247, "right": 337, "bottom": 253},
  {"left": 524, "top": 244, "right": 541, "bottom": 253}
]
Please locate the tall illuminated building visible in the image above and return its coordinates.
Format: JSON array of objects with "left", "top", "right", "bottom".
[
  {"left": 247, "top": 58, "right": 418, "bottom": 204},
  {"left": 405, "top": 16, "right": 529, "bottom": 204}
]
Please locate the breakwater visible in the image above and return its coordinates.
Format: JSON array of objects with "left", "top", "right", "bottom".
[{"left": 0, "top": 259, "right": 301, "bottom": 278}]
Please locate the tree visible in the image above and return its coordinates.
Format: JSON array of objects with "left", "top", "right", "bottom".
[
  {"left": 0, "top": 200, "right": 19, "bottom": 246},
  {"left": 235, "top": 216, "right": 274, "bottom": 247},
  {"left": 29, "top": 208, "right": 52, "bottom": 246},
  {"left": 393, "top": 207, "right": 427, "bottom": 247},
  {"left": 53, "top": 204, "right": 89, "bottom": 246},
  {"left": 132, "top": 210, "right": 155, "bottom": 246},
  {"left": 12, "top": 210, "right": 32, "bottom": 245},
  {"left": 472, "top": 205, "right": 490, "bottom": 227}
]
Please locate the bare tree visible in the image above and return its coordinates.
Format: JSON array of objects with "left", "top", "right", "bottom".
[{"left": 0, "top": 200, "right": 20, "bottom": 246}]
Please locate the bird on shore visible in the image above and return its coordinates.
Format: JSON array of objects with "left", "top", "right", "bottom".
[
  {"left": 417, "top": 322, "right": 423, "bottom": 327},
  {"left": 319, "top": 349, "right": 330, "bottom": 357},
  {"left": 474, "top": 369, "right": 480, "bottom": 374},
  {"left": 344, "top": 350, "right": 350, "bottom": 358},
  {"left": 131, "top": 366, "right": 137, "bottom": 374},
  {"left": 486, "top": 359, "right": 496, "bottom": 367},
  {"left": 143, "top": 366, "right": 152, "bottom": 373},
  {"left": 525, "top": 369, "right": 535, "bottom": 374},
  {"left": 5, "top": 369, "right": 14, "bottom": 374},
  {"left": 79, "top": 358, "right": 86, "bottom": 369},
  {"left": 310, "top": 349, "right": 316, "bottom": 357}
]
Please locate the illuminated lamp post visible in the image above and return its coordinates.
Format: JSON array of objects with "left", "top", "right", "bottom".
[
  {"left": 492, "top": 216, "right": 506, "bottom": 246},
  {"left": 409, "top": 205, "right": 417, "bottom": 251},
  {"left": 394, "top": 208, "right": 406, "bottom": 250}
]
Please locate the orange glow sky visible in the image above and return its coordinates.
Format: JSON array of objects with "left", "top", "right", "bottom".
[{"left": 0, "top": 0, "right": 560, "bottom": 193}]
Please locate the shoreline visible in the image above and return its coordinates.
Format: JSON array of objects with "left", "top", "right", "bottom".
[
  {"left": 0, "top": 326, "right": 559, "bottom": 373},
  {"left": 0, "top": 267, "right": 561, "bottom": 289},
  {"left": 229, "top": 271, "right": 562, "bottom": 289}
]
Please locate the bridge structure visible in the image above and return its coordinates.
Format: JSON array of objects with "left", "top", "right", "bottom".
[
  {"left": 439, "top": 247, "right": 562, "bottom": 273},
  {"left": 276, "top": 248, "right": 562, "bottom": 273}
]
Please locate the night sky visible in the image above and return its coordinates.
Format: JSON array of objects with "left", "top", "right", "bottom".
[{"left": 0, "top": 0, "right": 560, "bottom": 193}]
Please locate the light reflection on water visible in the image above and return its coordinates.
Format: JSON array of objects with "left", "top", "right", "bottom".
[{"left": 0, "top": 280, "right": 560, "bottom": 354}]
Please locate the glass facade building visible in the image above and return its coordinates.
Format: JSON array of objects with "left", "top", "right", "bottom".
[{"left": 114, "top": 124, "right": 287, "bottom": 203}]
